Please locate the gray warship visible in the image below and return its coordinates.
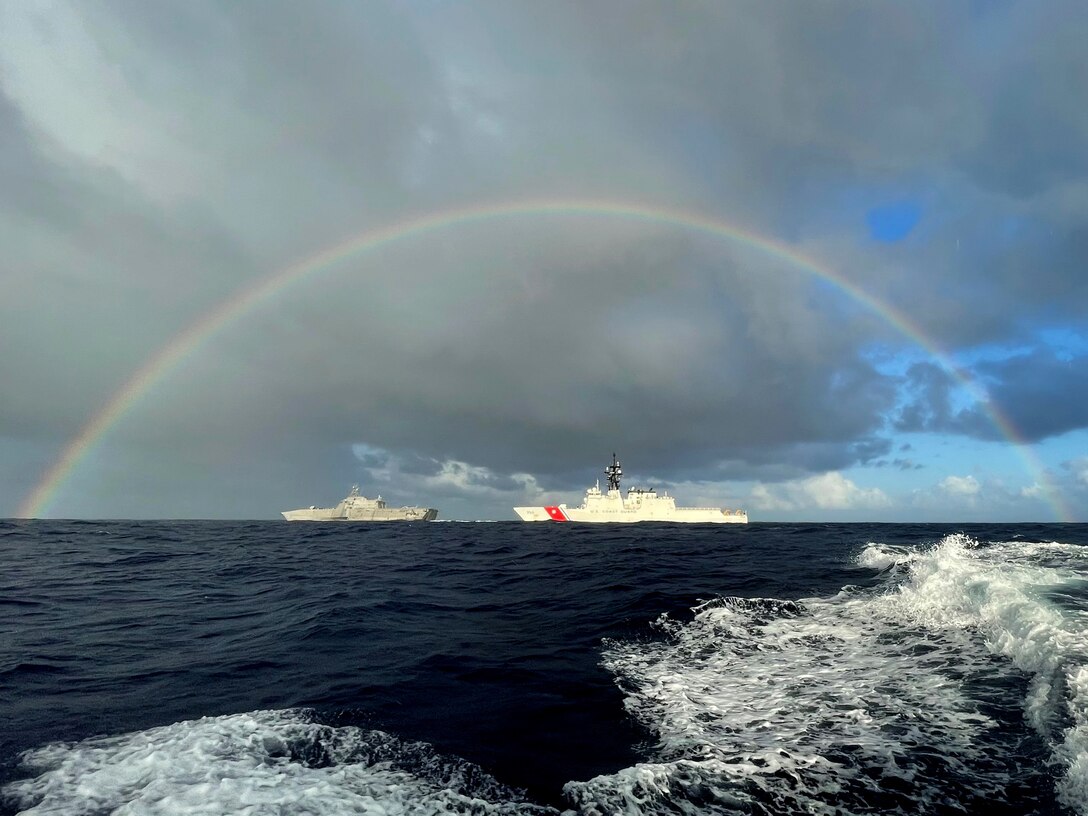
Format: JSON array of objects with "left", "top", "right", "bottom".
[{"left": 281, "top": 485, "right": 438, "bottom": 522}]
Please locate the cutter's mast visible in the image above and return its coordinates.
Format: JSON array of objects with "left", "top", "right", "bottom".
[{"left": 605, "top": 453, "right": 623, "bottom": 492}]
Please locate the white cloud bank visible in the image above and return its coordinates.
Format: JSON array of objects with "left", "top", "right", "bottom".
[
  {"left": 750, "top": 471, "right": 891, "bottom": 512},
  {"left": 938, "top": 474, "right": 981, "bottom": 496}
]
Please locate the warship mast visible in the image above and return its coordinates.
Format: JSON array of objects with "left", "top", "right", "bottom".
[{"left": 605, "top": 453, "right": 623, "bottom": 492}]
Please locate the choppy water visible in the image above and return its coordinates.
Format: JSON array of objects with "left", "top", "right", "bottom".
[{"left": 3, "top": 521, "right": 1088, "bottom": 814}]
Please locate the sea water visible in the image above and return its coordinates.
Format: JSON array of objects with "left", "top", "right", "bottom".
[{"left": 2, "top": 521, "right": 1087, "bottom": 814}]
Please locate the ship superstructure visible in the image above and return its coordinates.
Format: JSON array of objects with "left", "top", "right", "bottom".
[
  {"left": 514, "top": 454, "right": 747, "bottom": 523},
  {"left": 282, "top": 485, "right": 438, "bottom": 522}
]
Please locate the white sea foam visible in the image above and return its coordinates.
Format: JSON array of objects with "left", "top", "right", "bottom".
[
  {"left": 579, "top": 587, "right": 1014, "bottom": 814},
  {"left": 3, "top": 709, "right": 554, "bottom": 816},
  {"left": 856, "top": 542, "right": 916, "bottom": 571},
  {"left": 864, "top": 533, "right": 1088, "bottom": 812},
  {"left": 576, "top": 532, "right": 1088, "bottom": 814}
]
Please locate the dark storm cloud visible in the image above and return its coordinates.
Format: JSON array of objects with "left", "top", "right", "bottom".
[
  {"left": 0, "top": 91, "right": 76, "bottom": 228},
  {"left": 113, "top": 223, "right": 898, "bottom": 486},
  {"left": 960, "top": 6, "right": 1088, "bottom": 199},
  {"left": 2, "top": 0, "right": 1087, "bottom": 516},
  {"left": 894, "top": 362, "right": 957, "bottom": 435},
  {"left": 897, "top": 352, "right": 1088, "bottom": 442},
  {"left": 963, "top": 352, "right": 1088, "bottom": 442},
  {"left": 477, "top": 1, "right": 1088, "bottom": 344},
  {"left": 107, "top": 1, "right": 438, "bottom": 185},
  {"left": 0, "top": 87, "right": 256, "bottom": 441}
]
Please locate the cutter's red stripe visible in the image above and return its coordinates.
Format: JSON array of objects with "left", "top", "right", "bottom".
[{"left": 544, "top": 505, "right": 568, "bottom": 522}]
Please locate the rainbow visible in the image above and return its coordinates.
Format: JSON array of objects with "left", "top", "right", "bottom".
[{"left": 18, "top": 198, "right": 1073, "bottom": 520}]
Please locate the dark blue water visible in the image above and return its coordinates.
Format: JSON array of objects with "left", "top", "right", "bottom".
[{"left": 3, "top": 521, "right": 1087, "bottom": 814}]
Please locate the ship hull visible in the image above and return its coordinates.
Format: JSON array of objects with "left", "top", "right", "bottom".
[
  {"left": 515, "top": 455, "right": 747, "bottom": 523},
  {"left": 281, "top": 507, "right": 438, "bottom": 522},
  {"left": 282, "top": 484, "right": 437, "bottom": 521},
  {"left": 514, "top": 505, "right": 747, "bottom": 523}
]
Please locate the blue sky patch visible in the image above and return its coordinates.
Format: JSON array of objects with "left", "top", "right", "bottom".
[{"left": 866, "top": 201, "right": 922, "bottom": 242}]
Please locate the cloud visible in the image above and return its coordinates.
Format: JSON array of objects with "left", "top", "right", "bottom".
[
  {"left": 2, "top": 1, "right": 1088, "bottom": 518},
  {"left": 939, "top": 475, "right": 981, "bottom": 497},
  {"left": 349, "top": 444, "right": 551, "bottom": 520},
  {"left": 910, "top": 464, "right": 1082, "bottom": 521},
  {"left": 352, "top": 445, "right": 540, "bottom": 497},
  {"left": 897, "top": 351, "right": 1088, "bottom": 443},
  {"left": 963, "top": 351, "right": 1088, "bottom": 442},
  {"left": 0, "top": 83, "right": 257, "bottom": 445},
  {"left": 1020, "top": 483, "right": 1045, "bottom": 500},
  {"left": 1062, "top": 457, "right": 1088, "bottom": 489},
  {"left": 751, "top": 472, "right": 891, "bottom": 512}
]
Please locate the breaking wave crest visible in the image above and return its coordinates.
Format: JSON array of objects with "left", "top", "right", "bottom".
[
  {"left": 865, "top": 533, "right": 1088, "bottom": 812},
  {"left": 579, "top": 533, "right": 1087, "bottom": 815},
  {"left": 3, "top": 709, "right": 553, "bottom": 816}
]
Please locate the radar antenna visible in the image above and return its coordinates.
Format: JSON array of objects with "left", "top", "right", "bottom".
[{"left": 605, "top": 453, "right": 622, "bottom": 492}]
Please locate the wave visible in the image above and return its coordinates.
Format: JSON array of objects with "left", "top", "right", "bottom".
[
  {"left": 3, "top": 709, "right": 554, "bottom": 815},
  {"left": 7, "top": 532, "right": 1086, "bottom": 815},
  {"left": 580, "top": 532, "right": 1087, "bottom": 814},
  {"left": 862, "top": 533, "right": 1088, "bottom": 812},
  {"left": 854, "top": 541, "right": 916, "bottom": 571}
]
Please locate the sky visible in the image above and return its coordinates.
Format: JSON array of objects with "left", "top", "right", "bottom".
[{"left": 2, "top": 0, "right": 1087, "bottom": 522}]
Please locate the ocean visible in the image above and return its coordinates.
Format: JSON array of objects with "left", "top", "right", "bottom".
[{"left": 3, "top": 521, "right": 1088, "bottom": 815}]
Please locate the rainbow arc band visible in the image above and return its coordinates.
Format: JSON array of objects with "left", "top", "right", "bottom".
[{"left": 17, "top": 198, "right": 1073, "bottom": 521}]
